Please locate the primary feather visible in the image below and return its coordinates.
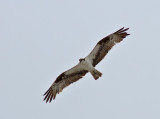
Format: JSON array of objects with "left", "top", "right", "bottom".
[{"left": 43, "top": 27, "right": 130, "bottom": 103}]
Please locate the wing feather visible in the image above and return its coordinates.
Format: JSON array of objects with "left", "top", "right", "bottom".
[
  {"left": 43, "top": 64, "right": 88, "bottom": 103},
  {"left": 43, "top": 27, "right": 130, "bottom": 103},
  {"left": 87, "top": 27, "right": 130, "bottom": 66}
]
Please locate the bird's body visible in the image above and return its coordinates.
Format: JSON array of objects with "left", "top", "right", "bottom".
[
  {"left": 79, "top": 57, "right": 102, "bottom": 80},
  {"left": 43, "top": 27, "right": 130, "bottom": 103}
]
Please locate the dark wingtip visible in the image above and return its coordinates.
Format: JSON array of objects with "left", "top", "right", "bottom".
[
  {"left": 115, "top": 27, "right": 130, "bottom": 37},
  {"left": 43, "top": 87, "right": 53, "bottom": 103},
  {"left": 116, "top": 27, "right": 125, "bottom": 32},
  {"left": 43, "top": 88, "right": 50, "bottom": 96},
  {"left": 116, "top": 27, "right": 129, "bottom": 33}
]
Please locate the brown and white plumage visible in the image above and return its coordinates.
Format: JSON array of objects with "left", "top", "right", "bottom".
[
  {"left": 43, "top": 27, "right": 130, "bottom": 103},
  {"left": 43, "top": 65, "right": 88, "bottom": 103},
  {"left": 87, "top": 27, "right": 130, "bottom": 66}
]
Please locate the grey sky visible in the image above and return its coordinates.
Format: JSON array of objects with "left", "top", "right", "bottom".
[{"left": 0, "top": 0, "right": 160, "bottom": 119}]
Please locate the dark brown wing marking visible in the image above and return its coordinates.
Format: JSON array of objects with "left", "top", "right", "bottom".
[
  {"left": 87, "top": 27, "right": 130, "bottom": 67},
  {"left": 43, "top": 27, "right": 129, "bottom": 103},
  {"left": 43, "top": 69, "right": 88, "bottom": 103}
]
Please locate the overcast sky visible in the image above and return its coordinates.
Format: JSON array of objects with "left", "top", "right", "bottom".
[{"left": 0, "top": 0, "right": 160, "bottom": 119}]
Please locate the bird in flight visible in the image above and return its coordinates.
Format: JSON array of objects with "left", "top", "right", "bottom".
[{"left": 43, "top": 27, "right": 130, "bottom": 103}]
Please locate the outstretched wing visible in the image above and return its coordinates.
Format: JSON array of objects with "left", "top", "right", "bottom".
[
  {"left": 43, "top": 63, "right": 88, "bottom": 103},
  {"left": 86, "top": 27, "right": 130, "bottom": 67}
]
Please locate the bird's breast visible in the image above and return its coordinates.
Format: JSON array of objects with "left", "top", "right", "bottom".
[{"left": 80, "top": 58, "right": 94, "bottom": 72}]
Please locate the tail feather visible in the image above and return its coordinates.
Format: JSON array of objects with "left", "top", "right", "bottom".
[{"left": 91, "top": 69, "right": 102, "bottom": 80}]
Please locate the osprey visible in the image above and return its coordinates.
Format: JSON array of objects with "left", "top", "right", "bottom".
[{"left": 43, "top": 27, "right": 130, "bottom": 103}]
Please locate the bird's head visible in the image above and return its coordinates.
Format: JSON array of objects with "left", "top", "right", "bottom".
[{"left": 79, "top": 58, "right": 85, "bottom": 62}]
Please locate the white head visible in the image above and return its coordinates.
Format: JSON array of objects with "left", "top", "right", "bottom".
[{"left": 79, "top": 58, "right": 85, "bottom": 62}]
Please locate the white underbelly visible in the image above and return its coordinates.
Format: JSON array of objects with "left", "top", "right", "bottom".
[{"left": 80, "top": 57, "right": 95, "bottom": 72}]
